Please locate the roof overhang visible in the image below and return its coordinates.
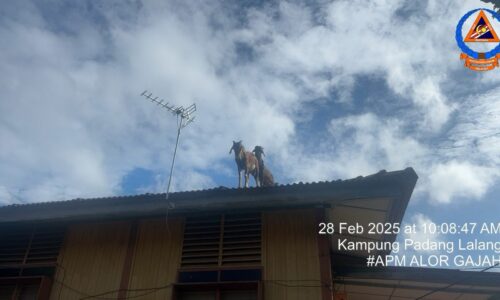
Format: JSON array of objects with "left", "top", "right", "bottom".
[{"left": 0, "top": 168, "right": 418, "bottom": 225}]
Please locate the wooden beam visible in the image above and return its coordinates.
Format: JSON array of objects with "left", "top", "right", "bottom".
[
  {"left": 38, "top": 277, "right": 53, "bottom": 300},
  {"left": 316, "top": 209, "right": 333, "bottom": 300},
  {"left": 118, "top": 221, "right": 138, "bottom": 299}
]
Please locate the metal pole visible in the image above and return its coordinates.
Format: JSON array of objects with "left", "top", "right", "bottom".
[{"left": 165, "top": 116, "right": 182, "bottom": 200}]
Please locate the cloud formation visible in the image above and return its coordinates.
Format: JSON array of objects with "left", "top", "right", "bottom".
[{"left": 0, "top": 0, "right": 499, "bottom": 206}]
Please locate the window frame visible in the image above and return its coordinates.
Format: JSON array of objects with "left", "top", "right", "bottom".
[
  {"left": 0, "top": 276, "right": 52, "bottom": 300},
  {"left": 173, "top": 281, "right": 262, "bottom": 300}
]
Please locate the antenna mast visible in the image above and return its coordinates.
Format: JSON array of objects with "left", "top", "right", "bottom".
[{"left": 140, "top": 90, "right": 196, "bottom": 200}]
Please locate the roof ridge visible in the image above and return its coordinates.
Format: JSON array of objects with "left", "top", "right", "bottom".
[{"left": 0, "top": 168, "right": 417, "bottom": 209}]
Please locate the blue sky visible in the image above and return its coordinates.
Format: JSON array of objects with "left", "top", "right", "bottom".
[{"left": 1, "top": 0, "right": 500, "bottom": 268}]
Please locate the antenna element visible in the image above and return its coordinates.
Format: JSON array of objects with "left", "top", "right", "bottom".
[{"left": 140, "top": 90, "right": 197, "bottom": 199}]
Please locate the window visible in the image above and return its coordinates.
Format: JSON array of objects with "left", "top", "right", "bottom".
[
  {"left": 0, "top": 223, "right": 63, "bottom": 300},
  {"left": 0, "top": 277, "right": 52, "bottom": 300},
  {"left": 0, "top": 284, "right": 39, "bottom": 300},
  {"left": 178, "top": 291, "right": 216, "bottom": 300},
  {"left": 0, "top": 224, "right": 65, "bottom": 266},
  {"left": 178, "top": 213, "right": 262, "bottom": 300},
  {"left": 0, "top": 285, "right": 15, "bottom": 299},
  {"left": 178, "top": 289, "right": 257, "bottom": 300},
  {"left": 181, "top": 213, "right": 261, "bottom": 268},
  {"left": 18, "top": 285, "right": 39, "bottom": 300},
  {"left": 220, "top": 290, "right": 257, "bottom": 300},
  {"left": 178, "top": 269, "right": 262, "bottom": 284}
]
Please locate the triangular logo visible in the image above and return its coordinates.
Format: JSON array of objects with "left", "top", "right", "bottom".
[{"left": 464, "top": 10, "right": 500, "bottom": 42}]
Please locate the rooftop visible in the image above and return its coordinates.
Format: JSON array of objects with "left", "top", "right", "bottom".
[{"left": 0, "top": 167, "right": 418, "bottom": 225}]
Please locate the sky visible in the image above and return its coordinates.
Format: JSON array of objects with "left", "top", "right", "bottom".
[{"left": 1, "top": 0, "right": 500, "bottom": 268}]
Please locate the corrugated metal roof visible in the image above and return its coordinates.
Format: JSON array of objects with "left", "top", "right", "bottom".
[
  {"left": 0, "top": 169, "right": 392, "bottom": 208},
  {"left": 0, "top": 168, "right": 418, "bottom": 224}
]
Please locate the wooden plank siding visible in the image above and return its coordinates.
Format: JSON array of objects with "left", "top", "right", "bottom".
[
  {"left": 50, "top": 221, "right": 131, "bottom": 300},
  {"left": 49, "top": 218, "right": 183, "bottom": 300},
  {"left": 125, "top": 217, "right": 184, "bottom": 300},
  {"left": 262, "top": 209, "right": 323, "bottom": 300},
  {"left": 49, "top": 210, "right": 324, "bottom": 300}
]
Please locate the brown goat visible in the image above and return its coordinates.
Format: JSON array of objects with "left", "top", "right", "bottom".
[
  {"left": 252, "top": 146, "right": 275, "bottom": 187},
  {"left": 229, "top": 141, "right": 260, "bottom": 188}
]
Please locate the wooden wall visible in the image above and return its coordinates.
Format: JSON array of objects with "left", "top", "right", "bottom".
[
  {"left": 49, "top": 218, "right": 183, "bottom": 300},
  {"left": 262, "top": 209, "right": 322, "bottom": 300},
  {"left": 126, "top": 218, "right": 183, "bottom": 300},
  {"left": 50, "top": 209, "right": 323, "bottom": 300},
  {"left": 50, "top": 221, "right": 130, "bottom": 300}
]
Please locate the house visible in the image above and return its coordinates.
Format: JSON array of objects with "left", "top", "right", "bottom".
[{"left": 1, "top": 167, "right": 499, "bottom": 300}]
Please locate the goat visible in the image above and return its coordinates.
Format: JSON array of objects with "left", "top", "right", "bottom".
[
  {"left": 229, "top": 141, "right": 260, "bottom": 188},
  {"left": 252, "top": 146, "right": 275, "bottom": 187}
]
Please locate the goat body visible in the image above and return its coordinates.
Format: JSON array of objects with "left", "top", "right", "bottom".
[
  {"left": 252, "top": 146, "right": 275, "bottom": 187},
  {"left": 230, "top": 141, "right": 260, "bottom": 188},
  {"left": 259, "top": 163, "right": 275, "bottom": 187}
]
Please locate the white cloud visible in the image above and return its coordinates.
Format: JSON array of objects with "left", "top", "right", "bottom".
[
  {"left": 428, "top": 160, "right": 497, "bottom": 204},
  {"left": 402, "top": 213, "right": 447, "bottom": 254},
  {"left": 0, "top": 186, "right": 16, "bottom": 206},
  {"left": 412, "top": 77, "right": 456, "bottom": 132},
  {"left": 418, "top": 86, "right": 500, "bottom": 204},
  {"left": 271, "top": 113, "right": 428, "bottom": 183},
  {"left": 240, "top": 0, "right": 465, "bottom": 131},
  {"left": 327, "top": 113, "right": 427, "bottom": 177},
  {"left": 0, "top": 0, "right": 499, "bottom": 206},
  {"left": 0, "top": 0, "right": 300, "bottom": 203},
  {"left": 441, "top": 86, "right": 500, "bottom": 165}
]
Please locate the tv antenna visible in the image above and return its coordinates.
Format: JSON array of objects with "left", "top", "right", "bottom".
[{"left": 140, "top": 90, "right": 196, "bottom": 200}]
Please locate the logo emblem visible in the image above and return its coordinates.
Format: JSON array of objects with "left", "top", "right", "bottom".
[{"left": 456, "top": 8, "right": 500, "bottom": 71}]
